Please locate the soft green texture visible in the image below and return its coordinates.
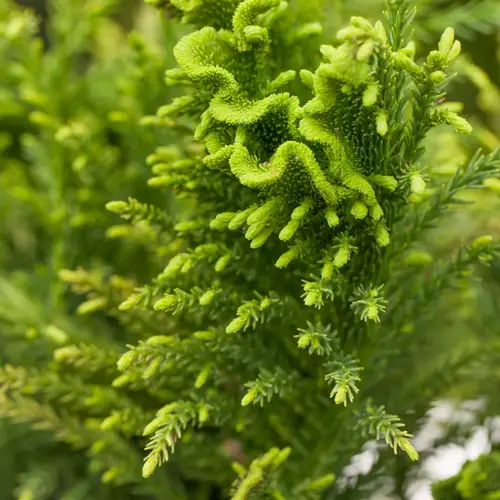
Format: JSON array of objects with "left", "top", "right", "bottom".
[{"left": 1, "top": 0, "right": 500, "bottom": 499}]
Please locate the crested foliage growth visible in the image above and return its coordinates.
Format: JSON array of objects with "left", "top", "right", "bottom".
[{"left": 1, "top": 0, "right": 500, "bottom": 498}]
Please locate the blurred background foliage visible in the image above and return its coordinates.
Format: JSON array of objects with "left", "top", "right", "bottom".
[{"left": 1, "top": 0, "right": 500, "bottom": 498}]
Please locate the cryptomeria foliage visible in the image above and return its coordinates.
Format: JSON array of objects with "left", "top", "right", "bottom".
[
  {"left": 0, "top": 0, "right": 181, "bottom": 498},
  {"left": 2, "top": 0, "right": 500, "bottom": 498},
  {"left": 105, "top": 0, "right": 500, "bottom": 493}
]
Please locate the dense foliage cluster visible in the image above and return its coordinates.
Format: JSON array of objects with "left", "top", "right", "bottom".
[{"left": 1, "top": 0, "right": 500, "bottom": 498}]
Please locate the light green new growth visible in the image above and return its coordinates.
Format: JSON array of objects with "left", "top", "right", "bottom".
[
  {"left": 102, "top": 0, "right": 500, "bottom": 492},
  {"left": 1, "top": 0, "right": 500, "bottom": 498}
]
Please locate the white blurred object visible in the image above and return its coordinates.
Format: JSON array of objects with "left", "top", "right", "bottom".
[
  {"left": 409, "top": 398, "right": 493, "bottom": 500},
  {"left": 422, "top": 443, "right": 467, "bottom": 481}
]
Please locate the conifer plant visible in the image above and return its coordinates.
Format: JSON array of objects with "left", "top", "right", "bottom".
[
  {"left": 102, "top": 0, "right": 500, "bottom": 495},
  {"left": 2, "top": 0, "right": 500, "bottom": 498}
]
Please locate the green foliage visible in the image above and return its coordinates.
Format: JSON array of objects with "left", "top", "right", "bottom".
[
  {"left": 1, "top": 0, "right": 500, "bottom": 498},
  {"left": 108, "top": 0, "right": 499, "bottom": 494}
]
